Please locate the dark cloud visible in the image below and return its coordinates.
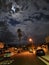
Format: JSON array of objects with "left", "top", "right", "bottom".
[
  {"left": 44, "top": 0, "right": 49, "bottom": 3},
  {"left": 0, "top": 0, "right": 49, "bottom": 44},
  {"left": 9, "top": 19, "right": 21, "bottom": 26},
  {"left": 34, "top": 2, "right": 40, "bottom": 10},
  {"left": 23, "top": 12, "right": 49, "bottom": 23}
]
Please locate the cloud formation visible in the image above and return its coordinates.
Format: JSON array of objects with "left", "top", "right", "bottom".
[{"left": 0, "top": 0, "right": 49, "bottom": 44}]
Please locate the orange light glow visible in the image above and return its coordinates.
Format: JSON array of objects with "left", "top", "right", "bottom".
[
  {"left": 37, "top": 46, "right": 41, "bottom": 50},
  {"left": 0, "top": 42, "right": 4, "bottom": 49},
  {"left": 29, "top": 38, "right": 33, "bottom": 42},
  {"left": 33, "top": 50, "right": 36, "bottom": 54}
]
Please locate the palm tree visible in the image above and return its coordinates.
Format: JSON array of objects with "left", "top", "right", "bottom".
[{"left": 17, "top": 29, "right": 22, "bottom": 41}]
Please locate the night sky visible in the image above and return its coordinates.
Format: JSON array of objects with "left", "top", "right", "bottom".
[{"left": 0, "top": 0, "right": 49, "bottom": 44}]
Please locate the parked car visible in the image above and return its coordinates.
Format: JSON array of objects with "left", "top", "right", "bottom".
[
  {"left": 17, "top": 50, "right": 21, "bottom": 53},
  {"left": 29, "top": 48, "right": 36, "bottom": 54},
  {"left": 29, "top": 48, "right": 33, "bottom": 53},
  {"left": 36, "top": 49, "right": 45, "bottom": 56},
  {"left": 17, "top": 48, "right": 23, "bottom": 53}
]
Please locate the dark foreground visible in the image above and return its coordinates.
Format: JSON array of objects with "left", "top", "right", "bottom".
[{"left": 0, "top": 52, "right": 46, "bottom": 65}]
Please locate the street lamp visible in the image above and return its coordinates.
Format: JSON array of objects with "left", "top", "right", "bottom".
[
  {"left": 28, "top": 38, "right": 34, "bottom": 48},
  {"left": 28, "top": 38, "right": 33, "bottom": 43}
]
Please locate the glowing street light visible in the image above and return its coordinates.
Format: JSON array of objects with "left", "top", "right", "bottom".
[{"left": 28, "top": 38, "right": 33, "bottom": 43}]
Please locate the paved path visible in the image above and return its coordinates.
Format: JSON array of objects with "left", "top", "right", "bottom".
[{"left": 38, "top": 54, "right": 49, "bottom": 65}]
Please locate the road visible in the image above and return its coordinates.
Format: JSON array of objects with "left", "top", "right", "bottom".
[
  {"left": 0, "top": 51, "right": 46, "bottom": 65},
  {"left": 10, "top": 51, "right": 46, "bottom": 65}
]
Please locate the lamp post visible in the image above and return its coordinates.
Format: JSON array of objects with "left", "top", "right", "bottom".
[
  {"left": 29, "top": 38, "right": 33, "bottom": 43},
  {"left": 28, "top": 38, "right": 33, "bottom": 46}
]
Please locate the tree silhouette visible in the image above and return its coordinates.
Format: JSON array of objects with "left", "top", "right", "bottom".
[{"left": 17, "top": 29, "right": 22, "bottom": 41}]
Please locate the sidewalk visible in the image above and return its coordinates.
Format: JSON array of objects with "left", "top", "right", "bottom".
[{"left": 38, "top": 54, "right": 49, "bottom": 65}]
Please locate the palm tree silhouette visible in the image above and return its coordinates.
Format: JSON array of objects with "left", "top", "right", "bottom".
[{"left": 17, "top": 29, "right": 22, "bottom": 43}]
